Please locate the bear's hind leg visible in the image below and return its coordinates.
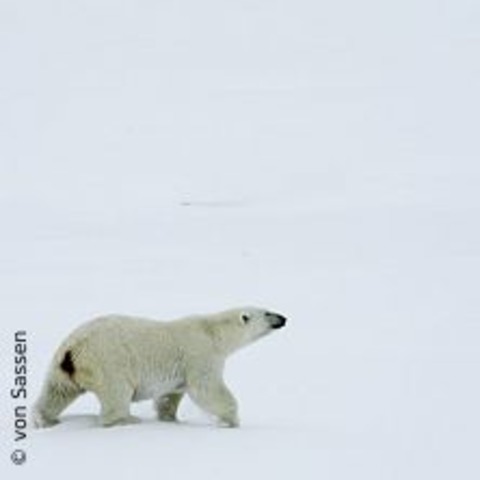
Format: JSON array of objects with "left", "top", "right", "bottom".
[
  {"left": 154, "top": 392, "right": 184, "bottom": 422},
  {"left": 96, "top": 383, "right": 139, "bottom": 427},
  {"left": 32, "top": 379, "right": 83, "bottom": 428}
]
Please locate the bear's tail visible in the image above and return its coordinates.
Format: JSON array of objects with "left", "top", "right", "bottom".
[{"left": 59, "top": 350, "right": 76, "bottom": 377}]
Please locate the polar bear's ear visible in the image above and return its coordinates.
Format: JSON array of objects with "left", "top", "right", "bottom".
[{"left": 241, "top": 313, "right": 251, "bottom": 324}]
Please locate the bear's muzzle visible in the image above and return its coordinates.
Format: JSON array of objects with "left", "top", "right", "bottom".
[{"left": 267, "top": 313, "right": 287, "bottom": 329}]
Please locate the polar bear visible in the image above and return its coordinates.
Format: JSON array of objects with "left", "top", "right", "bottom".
[{"left": 32, "top": 307, "right": 287, "bottom": 428}]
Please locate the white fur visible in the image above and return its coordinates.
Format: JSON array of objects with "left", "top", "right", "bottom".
[{"left": 32, "top": 307, "right": 286, "bottom": 428}]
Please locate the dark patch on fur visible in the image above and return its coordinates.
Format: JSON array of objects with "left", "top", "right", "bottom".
[{"left": 60, "top": 350, "right": 75, "bottom": 377}]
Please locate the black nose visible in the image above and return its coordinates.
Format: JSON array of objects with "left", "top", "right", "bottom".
[{"left": 269, "top": 313, "right": 287, "bottom": 329}]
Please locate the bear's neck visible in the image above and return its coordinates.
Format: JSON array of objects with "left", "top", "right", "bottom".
[{"left": 201, "top": 318, "right": 244, "bottom": 357}]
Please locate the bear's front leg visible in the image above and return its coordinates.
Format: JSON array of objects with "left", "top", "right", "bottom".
[{"left": 187, "top": 374, "right": 239, "bottom": 428}]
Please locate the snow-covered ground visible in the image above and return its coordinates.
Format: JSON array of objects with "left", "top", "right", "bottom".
[{"left": 1, "top": 1, "right": 480, "bottom": 479}]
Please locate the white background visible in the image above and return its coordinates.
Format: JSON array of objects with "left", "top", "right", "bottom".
[{"left": 1, "top": 1, "right": 479, "bottom": 479}]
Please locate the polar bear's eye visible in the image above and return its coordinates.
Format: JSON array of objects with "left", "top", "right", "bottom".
[{"left": 241, "top": 313, "right": 251, "bottom": 324}]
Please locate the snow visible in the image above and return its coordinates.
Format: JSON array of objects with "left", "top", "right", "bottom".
[{"left": 1, "top": 0, "right": 480, "bottom": 478}]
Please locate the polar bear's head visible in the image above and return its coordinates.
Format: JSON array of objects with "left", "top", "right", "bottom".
[
  {"left": 238, "top": 307, "right": 287, "bottom": 339},
  {"left": 209, "top": 307, "right": 287, "bottom": 353}
]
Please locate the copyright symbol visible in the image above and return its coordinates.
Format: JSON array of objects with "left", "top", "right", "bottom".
[{"left": 11, "top": 449, "right": 26, "bottom": 465}]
